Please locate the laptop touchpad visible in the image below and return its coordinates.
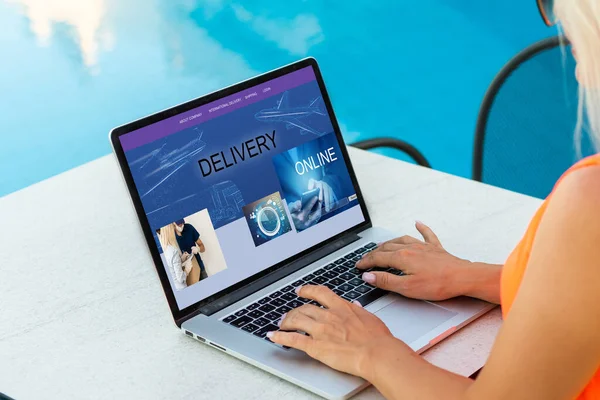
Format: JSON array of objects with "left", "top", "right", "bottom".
[{"left": 373, "top": 296, "right": 457, "bottom": 344}]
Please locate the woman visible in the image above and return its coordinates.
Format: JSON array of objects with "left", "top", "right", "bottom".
[
  {"left": 158, "top": 224, "right": 193, "bottom": 291},
  {"left": 268, "top": 1, "right": 600, "bottom": 398}
]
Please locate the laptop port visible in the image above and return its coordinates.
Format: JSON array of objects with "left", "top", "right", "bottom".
[
  {"left": 185, "top": 330, "right": 194, "bottom": 337},
  {"left": 210, "top": 342, "right": 226, "bottom": 352},
  {"left": 196, "top": 335, "right": 206, "bottom": 343}
]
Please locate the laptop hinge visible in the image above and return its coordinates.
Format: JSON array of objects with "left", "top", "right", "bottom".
[{"left": 195, "top": 231, "right": 362, "bottom": 317}]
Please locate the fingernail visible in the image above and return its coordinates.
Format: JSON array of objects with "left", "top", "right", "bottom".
[
  {"left": 266, "top": 332, "right": 274, "bottom": 339},
  {"left": 295, "top": 286, "right": 302, "bottom": 295},
  {"left": 278, "top": 313, "right": 287, "bottom": 327},
  {"left": 416, "top": 220, "right": 424, "bottom": 225},
  {"left": 362, "top": 272, "right": 376, "bottom": 284},
  {"left": 353, "top": 300, "right": 363, "bottom": 308}
]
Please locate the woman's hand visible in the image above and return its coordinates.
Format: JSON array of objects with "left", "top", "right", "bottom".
[
  {"left": 357, "top": 221, "right": 473, "bottom": 301},
  {"left": 268, "top": 285, "right": 413, "bottom": 379}
]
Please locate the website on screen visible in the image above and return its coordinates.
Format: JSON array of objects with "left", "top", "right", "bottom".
[{"left": 120, "top": 67, "right": 365, "bottom": 310}]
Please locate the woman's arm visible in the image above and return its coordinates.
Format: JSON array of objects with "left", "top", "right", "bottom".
[
  {"left": 272, "top": 167, "right": 600, "bottom": 400},
  {"left": 357, "top": 222, "right": 503, "bottom": 304},
  {"left": 464, "top": 167, "right": 600, "bottom": 400},
  {"left": 364, "top": 339, "right": 472, "bottom": 400},
  {"left": 365, "top": 168, "right": 600, "bottom": 399},
  {"left": 459, "top": 262, "right": 503, "bottom": 304}
]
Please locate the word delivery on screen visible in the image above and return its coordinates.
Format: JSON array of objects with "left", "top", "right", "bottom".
[{"left": 198, "top": 131, "right": 277, "bottom": 178}]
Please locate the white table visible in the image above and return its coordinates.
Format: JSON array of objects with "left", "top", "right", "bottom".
[{"left": 0, "top": 148, "right": 541, "bottom": 400}]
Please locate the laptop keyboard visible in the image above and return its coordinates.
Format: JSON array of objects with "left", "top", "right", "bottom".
[{"left": 221, "top": 242, "right": 405, "bottom": 343}]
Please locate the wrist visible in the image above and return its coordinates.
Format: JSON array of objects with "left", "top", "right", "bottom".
[
  {"left": 455, "top": 261, "right": 503, "bottom": 303},
  {"left": 358, "top": 336, "right": 415, "bottom": 383},
  {"left": 449, "top": 259, "right": 477, "bottom": 297}
]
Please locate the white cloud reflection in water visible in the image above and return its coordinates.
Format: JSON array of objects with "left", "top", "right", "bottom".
[
  {"left": 0, "top": 0, "right": 259, "bottom": 196},
  {"left": 230, "top": 4, "right": 324, "bottom": 56},
  {"left": 7, "top": 0, "right": 111, "bottom": 69}
]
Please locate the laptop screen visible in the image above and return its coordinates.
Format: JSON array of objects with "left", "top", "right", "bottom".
[{"left": 118, "top": 65, "right": 366, "bottom": 310}]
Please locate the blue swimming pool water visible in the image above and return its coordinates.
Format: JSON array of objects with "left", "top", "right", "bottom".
[{"left": 0, "top": 0, "right": 553, "bottom": 197}]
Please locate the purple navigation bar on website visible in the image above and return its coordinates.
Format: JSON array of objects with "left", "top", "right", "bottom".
[{"left": 120, "top": 66, "right": 317, "bottom": 151}]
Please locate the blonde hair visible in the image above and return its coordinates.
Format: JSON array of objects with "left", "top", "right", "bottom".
[
  {"left": 158, "top": 223, "right": 181, "bottom": 252},
  {"left": 555, "top": 0, "right": 600, "bottom": 150}
]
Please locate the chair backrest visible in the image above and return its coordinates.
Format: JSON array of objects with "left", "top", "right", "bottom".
[
  {"left": 473, "top": 36, "right": 596, "bottom": 199},
  {"left": 350, "top": 137, "right": 431, "bottom": 168}
]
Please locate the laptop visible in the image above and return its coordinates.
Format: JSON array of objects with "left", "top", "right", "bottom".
[{"left": 110, "top": 58, "right": 494, "bottom": 400}]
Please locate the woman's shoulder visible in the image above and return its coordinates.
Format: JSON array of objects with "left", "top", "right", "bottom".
[
  {"left": 565, "top": 154, "right": 600, "bottom": 177},
  {"left": 546, "top": 162, "right": 600, "bottom": 229},
  {"left": 556, "top": 160, "right": 600, "bottom": 195},
  {"left": 546, "top": 153, "right": 600, "bottom": 197}
]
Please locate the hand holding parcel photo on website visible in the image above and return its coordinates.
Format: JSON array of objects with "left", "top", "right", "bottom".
[
  {"left": 308, "top": 177, "right": 338, "bottom": 213},
  {"left": 289, "top": 194, "right": 321, "bottom": 231}
]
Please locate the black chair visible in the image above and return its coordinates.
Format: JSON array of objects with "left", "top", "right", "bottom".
[
  {"left": 351, "top": 137, "right": 431, "bottom": 168},
  {"left": 473, "top": 35, "right": 595, "bottom": 199}
]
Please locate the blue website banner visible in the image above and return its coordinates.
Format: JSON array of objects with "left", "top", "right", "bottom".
[{"left": 124, "top": 79, "right": 334, "bottom": 232}]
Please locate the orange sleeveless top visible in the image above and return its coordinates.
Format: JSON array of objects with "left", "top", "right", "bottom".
[{"left": 501, "top": 154, "right": 600, "bottom": 399}]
